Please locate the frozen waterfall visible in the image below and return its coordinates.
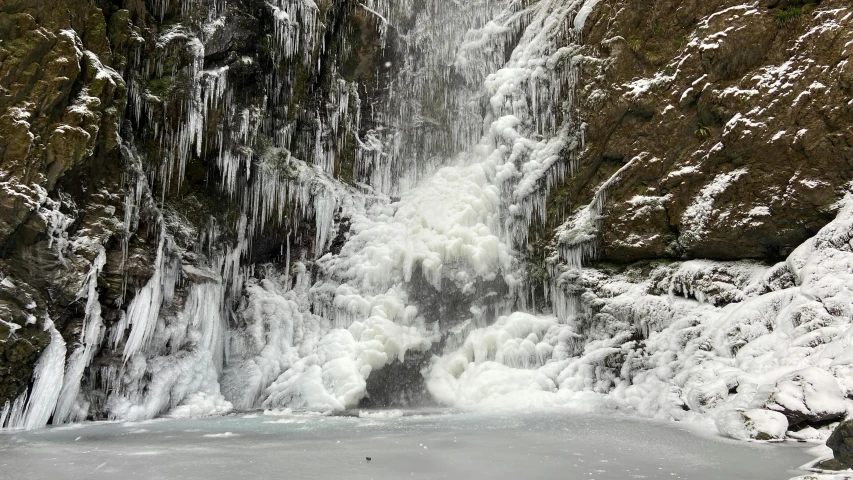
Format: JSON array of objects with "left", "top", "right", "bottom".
[{"left": 7, "top": 0, "right": 853, "bottom": 441}]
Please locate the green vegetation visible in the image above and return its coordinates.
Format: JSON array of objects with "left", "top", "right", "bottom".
[
  {"left": 146, "top": 76, "right": 172, "bottom": 98},
  {"left": 647, "top": 21, "right": 665, "bottom": 36},
  {"left": 776, "top": 6, "right": 803, "bottom": 25},
  {"left": 646, "top": 52, "right": 664, "bottom": 65},
  {"left": 628, "top": 37, "right": 642, "bottom": 52},
  {"left": 695, "top": 124, "right": 710, "bottom": 138}
]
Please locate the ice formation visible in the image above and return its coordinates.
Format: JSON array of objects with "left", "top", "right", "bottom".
[
  {"left": 45, "top": 0, "right": 597, "bottom": 422},
  {"left": 53, "top": 249, "right": 107, "bottom": 424},
  {"left": 6, "top": 0, "right": 853, "bottom": 446},
  {"left": 1, "top": 318, "right": 66, "bottom": 430}
]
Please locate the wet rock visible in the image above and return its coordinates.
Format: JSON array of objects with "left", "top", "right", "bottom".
[
  {"left": 813, "top": 457, "right": 851, "bottom": 472},
  {"left": 203, "top": 5, "right": 259, "bottom": 61},
  {"left": 826, "top": 419, "right": 853, "bottom": 469},
  {"left": 0, "top": 272, "right": 50, "bottom": 404}
]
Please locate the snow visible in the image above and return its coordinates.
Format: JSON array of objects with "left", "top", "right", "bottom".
[
  {"left": 715, "top": 409, "right": 788, "bottom": 441},
  {"left": 202, "top": 432, "right": 240, "bottom": 438},
  {"left": 624, "top": 73, "right": 673, "bottom": 98},
  {"left": 521, "top": 191, "right": 853, "bottom": 433},
  {"left": 679, "top": 168, "right": 749, "bottom": 246},
  {"left": 760, "top": 367, "right": 848, "bottom": 425}
]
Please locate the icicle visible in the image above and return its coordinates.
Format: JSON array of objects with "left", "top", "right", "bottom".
[
  {"left": 285, "top": 230, "right": 292, "bottom": 280},
  {"left": 3, "top": 317, "right": 67, "bottom": 430},
  {"left": 183, "top": 282, "right": 226, "bottom": 373},
  {"left": 123, "top": 231, "right": 170, "bottom": 361},
  {"left": 0, "top": 400, "right": 9, "bottom": 428},
  {"left": 53, "top": 248, "right": 107, "bottom": 424},
  {"left": 2, "top": 392, "right": 26, "bottom": 429}
]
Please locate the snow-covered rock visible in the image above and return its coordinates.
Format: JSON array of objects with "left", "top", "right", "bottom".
[
  {"left": 715, "top": 408, "right": 789, "bottom": 441},
  {"left": 758, "top": 367, "right": 847, "bottom": 426}
]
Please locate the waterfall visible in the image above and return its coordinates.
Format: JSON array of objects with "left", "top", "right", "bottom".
[
  {"left": 214, "top": 0, "right": 595, "bottom": 412},
  {"left": 3, "top": 0, "right": 598, "bottom": 427}
]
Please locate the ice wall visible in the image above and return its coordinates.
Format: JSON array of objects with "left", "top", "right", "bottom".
[
  {"left": 229, "top": 0, "right": 596, "bottom": 410},
  {"left": 48, "top": 0, "right": 595, "bottom": 420}
]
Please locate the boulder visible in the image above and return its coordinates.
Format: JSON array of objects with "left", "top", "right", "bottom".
[
  {"left": 686, "top": 372, "right": 739, "bottom": 413},
  {"left": 716, "top": 408, "right": 788, "bottom": 441},
  {"left": 826, "top": 419, "right": 853, "bottom": 469},
  {"left": 762, "top": 367, "right": 847, "bottom": 426}
]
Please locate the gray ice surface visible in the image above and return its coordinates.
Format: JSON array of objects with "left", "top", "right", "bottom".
[{"left": 0, "top": 410, "right": 813, "bottom": 479}]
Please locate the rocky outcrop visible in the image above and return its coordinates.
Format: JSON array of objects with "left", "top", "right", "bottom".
[
  {"left": 759, "top": 367, "right": 847, "bottom": 426},
  {"left": 543, "top": 0, "right": 853, "bottom": 264},
  {"left": 0, "top": 0, "right": 392, "bottom": 413},
  {"left": 825, "top": 419, "right": 853, "bottom": 470},
  {"left": 716, "top": 408, "right": 788, "bottom": 441},
  {"left": 0, "top": 0, "right": 127, "bottom": 405},
  {"left": 534, "top": 0, "right": 853, "bottom": 444}
]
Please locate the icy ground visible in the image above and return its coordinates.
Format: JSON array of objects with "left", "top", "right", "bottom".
[{"left": 0, "top": 410, "right": 812, "bottom": 480}]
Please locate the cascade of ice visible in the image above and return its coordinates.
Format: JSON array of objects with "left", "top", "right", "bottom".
[
  {"left": 74, "top": 144, "right": 240, "bottom": 421},
  {"left": 548, "top": 153, "right": 645, "bottom": 320},
  {"left": 12, "top": 0, "right": 600, "bottom": 425},
  {"left": 1, "top": 318, "right": 66, "bottom": 430},
  {"left": 101, "top": 242, "right": 235, "bottom": 420},
  {"left": 53, "top": 248, "right": 107, "bottom": 424},
  {"left": 216, "top": 0, "right": 598, "bottom": 411},
  {"left": 122, "top": 231, "right": 173, "bottom": 361},
  {"left": 357, "top": 0, "right": 527, "bottom": 196}
]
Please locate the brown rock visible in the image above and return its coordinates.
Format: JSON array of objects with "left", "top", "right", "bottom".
[{"left": 546, "top": 0, "right": 853, "bottom": 264}]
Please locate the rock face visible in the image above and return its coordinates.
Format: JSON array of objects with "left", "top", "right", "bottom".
[
  {"left": 0, "top": 0, "right": 127, "bottom": 405},
  {"left": 542, "top": 0, "right": 853, "bottom": 263}
]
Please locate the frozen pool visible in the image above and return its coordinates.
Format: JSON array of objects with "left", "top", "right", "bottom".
[{"left": 0, "top": 410, "right": 813, "bottom": 479}]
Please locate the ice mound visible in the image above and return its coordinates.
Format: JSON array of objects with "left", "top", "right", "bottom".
[
  {"left": 170, "top": 392, "right": 233, "bottom": 418},
  {"left": 715, "top": 409, "right": 788, "bottom": 441},
  {"left": 424, "top": 191, "right": 853, "bottom": 438},
  {"left": 221, "top": 269, "right": 433, "bottom": 411},
  {"left": 757, "top": 367, "right": 847, "bottom": 426}
]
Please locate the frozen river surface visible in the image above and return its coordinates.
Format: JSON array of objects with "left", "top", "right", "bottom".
[{"left": 0, "top": 410, "right": 813, "bottom": 479}]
